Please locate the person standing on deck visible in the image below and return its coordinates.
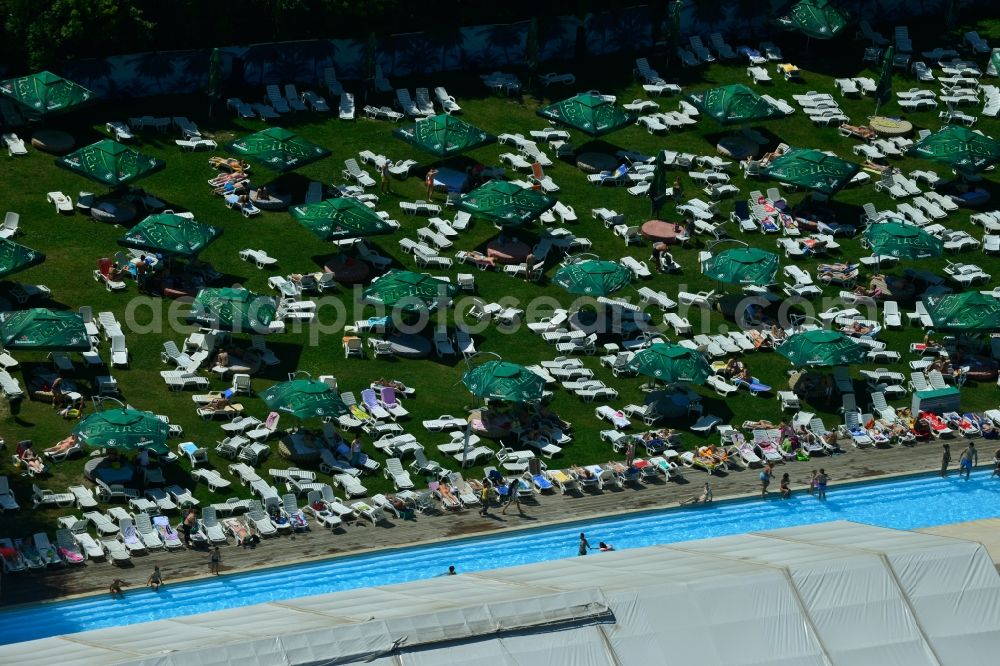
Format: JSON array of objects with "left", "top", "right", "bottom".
[
  {"left": 182, "top": 509, "right": 197, "bottom": 548},
  {"left": 815, "top": 469, "right": 828, "bottom": 500},
  {"left": 960, "top": 443, "right": 978, "bottom": 480},
  {"left": 941, "top": 443, "right": 951, "bottom": 477},
  {"left": 760, "top": 464, "right": 773, "bottom": 497}
]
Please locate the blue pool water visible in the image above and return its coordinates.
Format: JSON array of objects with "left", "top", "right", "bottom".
[{"left": 2, "top": 470, "right": 998, "bottom": 645}]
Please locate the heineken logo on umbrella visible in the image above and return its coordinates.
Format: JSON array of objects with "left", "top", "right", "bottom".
[
  {"left": 394, "top": 115, "right": 495, "bottom": 158},
  {"left": 462, "top": 359, "right": 545, "bottom": 402},
  {"left": 227, "top": 127, "right": 331, "bottom": 173},
  {"left": 261, "top": 378, "right": 348, "bottom": 420},
  {"left": 536, "top": 94, "right": 635, "bottom": 136},
  {"left": 0, "top": 71, "right": 93, "bottom": 117}
]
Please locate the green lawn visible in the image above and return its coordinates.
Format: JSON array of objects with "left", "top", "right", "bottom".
[{"left": 2, "top": 23, "right": 1000, "bottom": 537}]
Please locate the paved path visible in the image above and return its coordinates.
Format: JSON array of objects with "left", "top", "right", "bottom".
[
  {"left": 919, "top": 518, "right": 1000, "bottom": 565},
  {"left": 4, "top": 438, "right": 994, "bottom": 605}
]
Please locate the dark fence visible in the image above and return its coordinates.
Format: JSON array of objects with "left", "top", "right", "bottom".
[{"left": 52, "top": 1, "right": 984, "bottom": 99}]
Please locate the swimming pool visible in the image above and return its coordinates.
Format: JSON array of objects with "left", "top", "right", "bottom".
[{"left": 2, "top": 470, "right": 998, "bottom": 645}]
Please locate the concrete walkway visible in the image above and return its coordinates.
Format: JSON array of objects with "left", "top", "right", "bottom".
[
  {"left": 4, "top": 437, "right": 996, "bottom": 605},
  {"left": 920, "top": 518, "right": 1000, "bottom": 565}
]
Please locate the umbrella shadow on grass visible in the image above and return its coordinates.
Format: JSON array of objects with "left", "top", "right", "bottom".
[
  {"left": 262, "top": 173, "right": 313, "bottom": 203},
  {"left": 575, "top": 139, "right": 628, "bottom": 161},
  {"left": 246, "top": 339, "right": 305, "bottom": 381},
  {"left": 702, "top": 128, "right": 783, "bottom": 155}
]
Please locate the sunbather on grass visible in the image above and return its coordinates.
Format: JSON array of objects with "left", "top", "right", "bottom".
[{"left": 44, "top": 435, "right": 77, "bottom": 457}]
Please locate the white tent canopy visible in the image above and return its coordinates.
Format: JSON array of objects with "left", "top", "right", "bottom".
[{"left": 5, "top": 521, "right": 1000, "bottom": 665}]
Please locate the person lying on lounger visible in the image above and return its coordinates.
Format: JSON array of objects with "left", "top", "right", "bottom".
[
  {"left": 44, "top": 435, "right": 78, "bottom": 457},
  {"left": 842, "top": 321, "right": 875, "bottom": 336},
  {"left": 698, "top": 445, "right": 728, "bottom": 465},
  {"left": 572, "top": 465, "right": 594, "bottom": 480},
  {"left": 722, "top": 358, "right": 744, "bottom": 378},
  {"left": 205, "top": 397, "right": 232, "bottom": 411}
]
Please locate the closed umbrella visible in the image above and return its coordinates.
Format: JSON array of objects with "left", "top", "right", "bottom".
[
  {"left": 776, "top": 329, "right": 868, "bottom": 367},
  {"left": 862, "top": 221, "right": 942, "bottom": 259},
  {"left": 260, "top": 379, "right": 348, "bottom": 420},
  {"left": 923, "top": 292, "right": 1000, "bottom": 331},
  {"left": 553, "top": 258, "right": 632, "bottom": 296},
  {"left": 0, "top": 308, "right": 91, "bottom": 351},
  {"left": 462, "top": 360, "right": 545, "bottom": 402},
  {"left": 362, "top": 269, "right": 457, "bottom": 314},
  {"left": 701, "top": 247, "right": 779, "bottom": 286},
  {"left": 625, "top": 343, "right": 712, "bottom": 385},
  {"left": 874, "top": 46, "right": 894, "bottom": 111},
  {"left": 394, "top": 114, "right": 495, "bottom": 158},
  {"left": 291, "top": 198, "right": 395, "bottom": 241},
  {"left": 73, "top": 407, "right": 170, "bottom": 454},
  {"left": 55, "top": 139, "right": 164, "bottom": 188}
]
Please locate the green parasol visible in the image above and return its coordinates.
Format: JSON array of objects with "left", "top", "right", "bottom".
[
  {"left": 73, "top": 407, "right": 170, "bottom": 454},
  {"left": 458, "top": 180, "right": 555, "bottom": 227},
  {"left": 761, "top": 147, "right": 860, "bottom": 196},
  {"left": 260, "top": 379, "right": 348, "bottom": 419},
  {"left": 908, "top": 125, "right": 1000, "bottom": 176},
  {"left": 625, "top": 343, "right": 712, "bottom": 384},
  {"left": 777, "top": 0, "right": 849, "bottom": 40},
  {"left": 923, "top": 292, "right": 1000, "bottom": 331},
  {"left": 0, "top": 308, "right": 91, "bottom": 351},
  {"left": 0, "top": 238, "right": 45, "bottom": 280},
  {"left": 393, "top": 114, "right": 495, "bottom": 158},
  {"left": 462, "top": 360, "right": 545, "bottom": 402},
  {"left": 536, "top": 93, "right": 635, "bottom": 136},
  {"left": 687, "top": 84, "right": 787, "bottom": 125},
  {"left": 291, "top": 198, "right": 395, "bottom": 241},
  {"left": 118, "top": 213, "right": 222, "bottom": 258},
  {"left": 187, "top": 288, "right": 278, "bottom": 333},
  {"left": 0, "top": 70, "right": 93, "bottom": 118},
  {"left": 862, "top": 221, "right": 943, "bottom": 259},
  {"left": 55, "top": 139, "right": 164, "bottom": 188},
  {"left": 362, "top": 269, "right": 458, "bottom": 313},
  {"left": 702, "top": 247, "right": 779, "bottom": 286},
  {"left": 227, "top": 127, "right": 331, "bottom": 172},
  {"left": 776, "top": 329, "right": 868, "bottom": 367},
  {"left": 553, "top": 258, "right": 632, "bottom": 296}
]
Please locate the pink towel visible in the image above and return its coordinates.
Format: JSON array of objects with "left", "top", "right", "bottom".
[{"left": 58, "top": 547, "right": 83, "bottom": 563}]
